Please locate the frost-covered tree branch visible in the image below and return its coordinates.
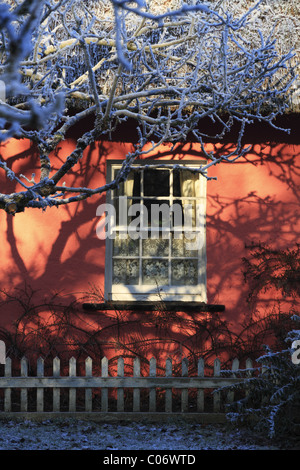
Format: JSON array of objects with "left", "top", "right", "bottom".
[{"left": 0, "top": 0, "right": 297, "bottom": 214}]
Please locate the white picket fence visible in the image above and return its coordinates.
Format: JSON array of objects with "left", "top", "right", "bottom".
[{"left": 0, "top": 356, "right": 253, "bottom": 421}]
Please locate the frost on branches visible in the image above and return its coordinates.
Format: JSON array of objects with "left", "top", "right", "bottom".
[
  {"left": 218, "top": 244, "right": 300, "bottom": 440},
  {"left": 0, "top": 0, "right": 297, "bottom": 214},
  {"left": 220, "top": 316, "right": 300, "bottom": 440}
]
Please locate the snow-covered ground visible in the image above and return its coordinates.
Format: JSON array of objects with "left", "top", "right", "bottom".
[{"left": 0, "top": 418, "right": 288, "bottom": 450}]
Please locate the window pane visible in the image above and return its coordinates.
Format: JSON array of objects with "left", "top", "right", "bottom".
[
  {"left": 112, "top": 170, "right": 140, "bottom": 198},
  {"left": 181, "top": 200, "right": 197, "bottom": 228},
  {"left": 113, "top": 197, "right": 132, "bottom": 226},
  {"left": 113, "top": 259, "right": 139, "bottom": 285},
  {"left": 173, "top": 199, "right": 197, "bottom": 229},
  {"left": 132, "top": 172, "right": 141, "bottom": 197},
  {"left": 142, "top": 260, "right": 169, "bottom": 285},
  {"left": 113, "top": 234, "right": 139, "bottom": 256},
  {"left": 112, "top": 169, "right": 125, "bottom": 197},
  {"left": 110, "top": 164, "right": 204, "bottom": 293},
  {"left": 171, "top": 234, "right": 199, "bottom": 258},
  {"left": 142, "top": 238, "right": 169, "bottom": 257},
  {"left": 144, "top": 170, "right": 169, "bottom": 196},
  {"left": 172, "top": 199, "right": 183, "bottom": 228},
  {"left": 144, "top": 199, "right": 170, "bottom": 227},
  {"left": 127, "top": 198, "right": 142, "bottom": 226},
  {"left": 171, "top": 259, "right": 198, "bottom": 285},
  {"left": 173, "top": 169, "right": 198, "bottom": 197},
  {"left": 173, "top": 169, "right": 181, "bottom": 197}
]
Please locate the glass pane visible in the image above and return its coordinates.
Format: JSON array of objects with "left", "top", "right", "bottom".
[
  {"left": 113, "top": 259, "right": 139, "bottom": 285},
  {"left": 113, "top": 197, "right": 131, "bottom": 226},
  {"left": 144, "top": 199, "right": 170, "bottom": 227},
  {"left": 142, "top": 260, "right": 169, "bottom": 285},
  {"left": 112, "top": 169, "right": 125, "bottom": 197},
  {"left": 171, "top": 259, "right": 198, "bottom": 285},
  {"left": 112, "top": 170, "right": 140, "bottom": 197},
  {"left": 177, "top": 169, "right": 198, "bottom": 197},
  {"left": 142, "top": 238, "right": 169, "bottom": 257},
  {"left": 172, "top": 199, "right": 183, "bottom": 228},
  {"left": 132, "top": 172, "right": 141, "bottom": 197},
  {"left": 171, "top": 234, "right": 198, "bottom": 257},
  {"left": 127, "top": 198, "right": 142, "bottom": 226},
  {"left": 144, "top": 170, "right": 169, "bottom": 196},
  {"left": 172, "top": 200, "right": 197, "bottom": 229},
  {"left": 113, "top": 234, "right": 139, "bottom": 256},
  {"left": 173, "top": 169, "right": 181, "bottom": 197},
  {"left": 182, "top": 200, "right": 196, "bottom": 228}
]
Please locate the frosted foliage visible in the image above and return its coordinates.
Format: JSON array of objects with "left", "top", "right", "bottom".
[
  {"left": 149, "top": 0, "right": 181, "bottom": 15},
  {"left": 0, "top": 0, "right": 297, "bottom": 214}
]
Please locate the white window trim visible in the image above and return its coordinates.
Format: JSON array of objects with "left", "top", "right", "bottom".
[{"left": 104, "top": 160, "right": 207, "bottom": 303}]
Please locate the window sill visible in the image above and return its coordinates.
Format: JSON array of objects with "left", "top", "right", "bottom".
[{"left": 82, "top": 301, "right": 225, "bottom": 313}]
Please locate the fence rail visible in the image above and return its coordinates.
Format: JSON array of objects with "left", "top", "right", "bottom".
[{"left": 0, "top": 356, "right": 253, "bottom": 421}]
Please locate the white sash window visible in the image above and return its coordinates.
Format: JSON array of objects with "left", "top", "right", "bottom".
[{"left": 104, "top": 162, "right": 207, "bottom": 302}]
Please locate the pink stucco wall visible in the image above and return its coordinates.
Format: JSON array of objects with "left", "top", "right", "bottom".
[{"left": 0, "top": 136, "right": 298, "bottom": 360}]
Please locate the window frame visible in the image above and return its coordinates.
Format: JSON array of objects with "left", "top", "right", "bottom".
[{"left": 104, "top": 160, "right": 207, "bottom": 302}]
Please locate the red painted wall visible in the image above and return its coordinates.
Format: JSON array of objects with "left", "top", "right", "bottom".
[{"left": 0, "top": 135, "right": 299, "bottom": 364}]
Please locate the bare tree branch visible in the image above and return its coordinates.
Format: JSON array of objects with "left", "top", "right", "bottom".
[{"left": 0, "top": 0, "right": 297, "bottom": 214}]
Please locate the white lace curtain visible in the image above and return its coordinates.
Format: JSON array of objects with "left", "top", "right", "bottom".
[
  {"left": 124, "top": 172, "right": 134, "bottom": 201},
  {"left": 180, "top": 170, "right": 199, "bottom": 228},
  {"left": 112, "top": 169, "right": 200, "bottom": 286}
]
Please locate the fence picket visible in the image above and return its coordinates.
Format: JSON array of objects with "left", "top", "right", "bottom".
[
  {"left": 85, "top": 357, "right": 93, "bottom": 412},
  {"left": 197, "top": 358, "right": 204, "bottom": 412},
  {"left": 261, "top": 362, "right": 269, "bottom": 406},
  {"left": 0, "top": 355, "right": 254, "bottom": 419},
  {"left": 181, "top": 358, "right": 189, "bottom": 413},
  {"left": 69, "top": 357, "right": 76, "bottom": 412},
  {"left": 245, "top": 358, "right": 253, "bottom": 398},
  {"left": 101, "top": 357, "right": 108, "bottom": 412},
  {"left": 149, "top": 357, "right": 156, "bottom": 412},
  {"left": 37, "top": 357, "right": 44, "bottom": 412},
  {"left": 53, "top": 357, "right": 60, "bottom": 412},
  {"left": 117, "top": 357, "right": 124, "bottom": 412},
  {"left": 227, "top": 358, "right": 239, "bottom": 404},
  {"left": 133, "top": 357, "right": 140, "bottom": 412},
  {"left": 246, "top": 358, "right": 253, "bottom": 373},
  {"left": 4, "top": 357, "right": 11, "bottom": 412},
  {"left": 165, "top": 357, "right": 172, "bottom": 413},
  {"left": 20, "top": 357, "right": 28, "bottom": 412},
  {"left": 213, "top": 358, "right": 221, "bottom": 412}
]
